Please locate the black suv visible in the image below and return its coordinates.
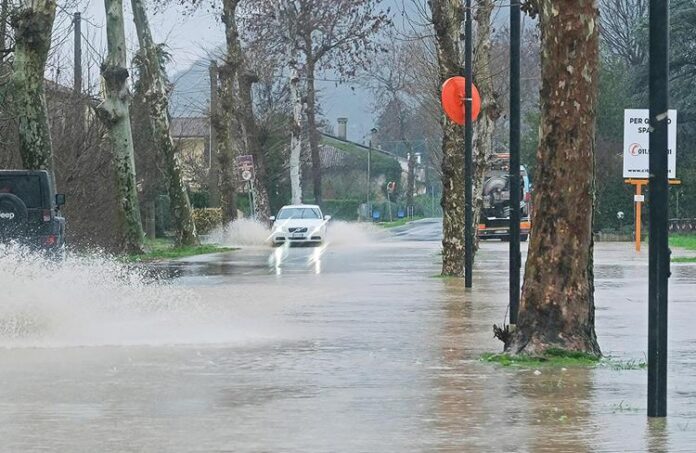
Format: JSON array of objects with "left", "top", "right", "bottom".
[{"left": 0, "top": 170, "right": 66, "bottom": 254}]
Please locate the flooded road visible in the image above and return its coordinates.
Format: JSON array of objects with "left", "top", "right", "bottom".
[{"left": 1, "top": 219, "right": 696, "bottom": 451}]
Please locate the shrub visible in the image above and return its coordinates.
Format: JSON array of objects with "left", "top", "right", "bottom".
[{"left": 193, "top": 208, "right": 223, "bottom": 235}]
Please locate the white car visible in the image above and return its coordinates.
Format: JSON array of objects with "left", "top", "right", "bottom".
[{"left": 270, "top": 204, "right": 330, "bottom": 246}]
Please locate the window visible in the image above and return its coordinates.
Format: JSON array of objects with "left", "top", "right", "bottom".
[
  {"left": 277, "top": 208, "right": 322, "bottom": 220},
  {"left": 0, "top": 176, "right": 43, "bottom": 208}
]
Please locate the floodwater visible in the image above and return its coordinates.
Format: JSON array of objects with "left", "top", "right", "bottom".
[{"left": 1, "top": 219, "right": 695, "bottom": 451}]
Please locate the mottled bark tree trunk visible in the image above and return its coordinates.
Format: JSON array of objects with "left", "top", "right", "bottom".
[
  {"left": 97, "top": 0, "right": 145, "bottom": 254},
  {"left": 288, "top": 58, "right": 303, "bottom": 205},
  {"left": 1, "top": 0, "right": 10, "bottom": 59},
  {"left": 472, "top": 0, "right": 500, "bottom": 250},
  {"left": 274, "top": 0, "right": 303, "bottom": 206},
  {"left": 237, "top": 72, "right": 271, "bottom": 223},
  {"left": 305, "top": 58, "right": 322, "bottom": 206},
  {"left": 214, "top": 0, "right": 243, "bottom": 226},
  {"left": 10, "top": 0, "right": 57, "bottom": 184},
  {"left": 131, "top": 0, "right": 198, "bottom": 246},
  {"left": 429, "top": 0, "right": 466, "bottom": 276},
  {"left": 506, "top": 0, "right": 601, "bottom": 356}
]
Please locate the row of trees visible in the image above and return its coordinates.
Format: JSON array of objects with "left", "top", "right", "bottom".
[
  {"left": 1, "top": 0, "right": 390, "bottom": 252},
  {"left": 1, "top": 0, "right": 197, "bottom": 253}
]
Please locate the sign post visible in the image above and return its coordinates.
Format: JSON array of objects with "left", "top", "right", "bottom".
[
  {"left": 623, "top": 109, "right": 677, "bottom": 253},
  {"left": 236, "top": 155, "right": 255, "bottom": 219}
]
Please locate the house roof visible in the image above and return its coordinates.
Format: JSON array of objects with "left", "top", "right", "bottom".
[
  {"left": 319, "top": 133, "right": 405, "bottom": 162},
  {"left": 171, "top": 117, "right": 209, "bottom": 138}
]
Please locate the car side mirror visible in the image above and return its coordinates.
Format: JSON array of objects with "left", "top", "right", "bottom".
[
  {"left": 55, "top": 193, "right": 66, "bottom": 207},
  {"left": 269, "top": 216, "right": 275, "bottom": 222},
  {"left": 324, "top": 215, "right": 332, "bottom": 221}
]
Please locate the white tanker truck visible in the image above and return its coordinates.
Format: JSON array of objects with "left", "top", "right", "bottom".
[{"left": 477, "top": 154, "right": 532, "bottom": 241}]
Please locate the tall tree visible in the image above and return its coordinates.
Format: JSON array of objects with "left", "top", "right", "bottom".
[
  {"left": 9, "top": 0, "right": 57, "bottom": 182},
  {"left": 506, "top": 0, "right": 601, "bottom": 356},
  {"left": 270, "top": 0, "right": 304, "bottom": 205},
  {"left": 236, "top": 70, "right": 272, "bottom": 222},
  {"left": 97, "top": 0, "right": 145, "bottom": 253},
  {"left": 247, "top": 0, "right": 389, "bottom": 206},
  {"left": 363, "top": 35, "right": 418, "bottom": 208},
  {"left": 472, "top": 0, "right": 500, "bottom": 249},
  {"left": 599, "top": 0, "right": 647, "bottom": 67},
  {"left": 131, "top": 0, "right": 198, "bottom": 246},
  {"left": 212, "top": 0, "right": 244, "bottom": 225},
  {"left": 428, "top": 0, "right": 466, "bottom": 276}
]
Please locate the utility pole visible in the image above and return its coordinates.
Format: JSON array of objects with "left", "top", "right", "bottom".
[
  {"left": 208, "top": 61, "right": 220, "bottom": 208},
  {"left": 73, "top": 12, "right": 82, "bottom": 94},
  {"left": 647, "top": 0, "right": 670, "bottom": 418},
  {"left": 509, "top": 0, "right": 521, "bottom": 324},
  {"left": 464, "top": 0, "right": 474, "bottom": 288}
]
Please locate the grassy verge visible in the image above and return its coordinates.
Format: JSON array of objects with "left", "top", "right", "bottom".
[
  {"left": 481, "top": 349, "right": 600, "bottom": 368},
  {"left": 669, "top": 234, "right": 696, "bottom": 250},
  {"left": 672, "top": 256, "right": 696, "bottom": 263},
  {"left": 669, "top": 234, "right": 696, "bottom": 262},
  {"left": 481, "top": 350, "right": 647, "bottom": 370},
  {"left": 377, "top": 216, "right": 424, "bottom": 228},
  {"left": 127, "top": 238, "right": 236, "bottom": 262}
]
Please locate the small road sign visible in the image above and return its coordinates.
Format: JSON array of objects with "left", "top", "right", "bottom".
[{"left": 236, "top": 155, "right": 255, "bottom": 181}]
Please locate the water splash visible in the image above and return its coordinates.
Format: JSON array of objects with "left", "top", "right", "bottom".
[
  {"left": 0, "top": 244, "right": 273, "bottom": 348},
  {"left": 205, "top": 218, "right": 272, "bottom": 247},
  {"left": 206, "top": 218, "right": 386, "bottom": 249}
]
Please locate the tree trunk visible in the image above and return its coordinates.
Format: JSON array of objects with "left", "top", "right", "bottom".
[
  {"left": 305, "top": 58, "right": 322, "bottom": 206},
  {"left": 506, "top": 0, "right": 601, "bottom": 356},
  {"left": 274, "top": 0, "right": 303, "bottom": 206},
  {"left": 289, "top": 58, "right": 303, "bottom": 205},
  {"left": 97, "top": 0, "right": 145, "bottom": 254},
  {"left": 472, "top": 0, "right": 500, "bottom": 250},
  {"left": 214, "top": 0, "right": 243, "bottom": 226},
  {"left": 131, "top": 0, "right": 198, "bottom": 246},
  {"left": 207, "top": 62, "right": 221, "bottom": 207},
  {"left": 10, "top": 0, "right": 57, "bottom": 184},
  {"left": 429, "top": 0, "right": 466, "bottom": 276},
  {"left": 406, "top": 152, "right": 416, "bottom": 208},
  {"left": 1, "top": 0, "right": 9, "bottom": 59},
  {"left": 237, "top": 72, "right": 271, "bottom": 223}
]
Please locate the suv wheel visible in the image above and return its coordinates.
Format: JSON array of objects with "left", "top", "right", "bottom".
[{"left": 0, "top": 193, "right": 29, "bottom": 240}]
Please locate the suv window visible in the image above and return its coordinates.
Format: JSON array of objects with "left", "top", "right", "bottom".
[
  {"left": 0, "top": 176, "right": 43, "bottom": 208},
  {"left": 277, "top": 208, "right": 322, "bottom": 220}
]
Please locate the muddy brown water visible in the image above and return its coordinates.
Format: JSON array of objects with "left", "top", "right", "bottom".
[{"left": 0, "top": 219, "right": 695, "bottom": 451}]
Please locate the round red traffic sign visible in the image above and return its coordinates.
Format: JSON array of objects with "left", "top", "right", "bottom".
[{"left": 441, "top": 76, "right": 481, "bottom": 125}]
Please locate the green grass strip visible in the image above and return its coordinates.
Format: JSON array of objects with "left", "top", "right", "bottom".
[{"left": 127, "top": 238, "right": 236, "bottom": 262}]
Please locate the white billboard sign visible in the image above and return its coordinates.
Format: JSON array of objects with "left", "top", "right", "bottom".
[{"left": 623, "top": 109, "right": 677, "bottom": 179}]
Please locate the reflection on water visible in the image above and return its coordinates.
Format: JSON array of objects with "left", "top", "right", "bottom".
[{"left": 2, "top": 233, "right": 696, "bottom": 450}]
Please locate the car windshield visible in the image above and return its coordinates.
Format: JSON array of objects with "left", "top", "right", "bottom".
[
  {"left": 0, "top": 176, "right": 43, "bottom": 208},
  {"left": 277, "top": 207, "right": 322, "bottom": 220}
]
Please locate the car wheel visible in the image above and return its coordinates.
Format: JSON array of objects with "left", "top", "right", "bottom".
[{"left": 0, "top": 193, "right": 28, "bottom": 241}]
